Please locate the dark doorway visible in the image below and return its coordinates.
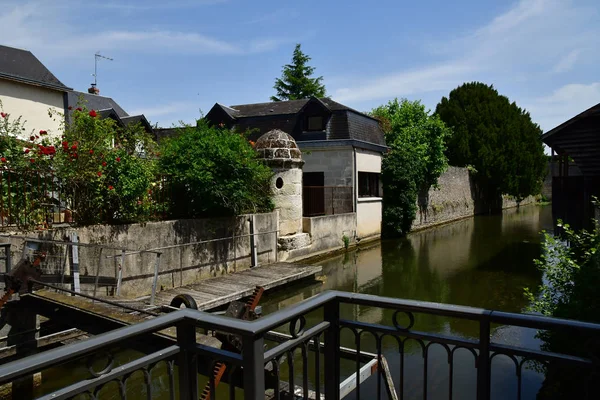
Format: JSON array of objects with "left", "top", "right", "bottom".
[{"left": 303, "top": 172, "right": 325, "bottom": 216}]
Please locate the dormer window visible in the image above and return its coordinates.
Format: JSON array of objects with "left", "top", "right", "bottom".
[{"left": 306, "top": 116, "right": 324, "bottom": 131}]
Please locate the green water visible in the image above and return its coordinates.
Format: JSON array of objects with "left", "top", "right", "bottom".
[
  {"left": 259, "top": 204, "right": 553, "bottom": 400},
  {"left": 35, "top": 205, "right": 553, "bottom": 400}
]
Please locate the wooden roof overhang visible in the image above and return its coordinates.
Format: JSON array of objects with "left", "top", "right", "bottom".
[{"left": 542, "top": 103, "right": 600, "bottom": 176}]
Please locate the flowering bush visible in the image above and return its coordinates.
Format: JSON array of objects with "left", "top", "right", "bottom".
[{"left": 51, "top": 106, "right": 158, "bottom": 224}]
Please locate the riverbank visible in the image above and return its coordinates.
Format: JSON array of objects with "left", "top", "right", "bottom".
[{"left": 412, "top": 166, "right": 538, "bottom": 231}]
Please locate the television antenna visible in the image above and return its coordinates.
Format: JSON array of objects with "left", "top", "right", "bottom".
[{"left": 92, "top": 52, "right": 113, "bottom": 87}]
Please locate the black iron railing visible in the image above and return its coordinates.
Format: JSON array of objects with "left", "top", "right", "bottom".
[
  {"left": 303, "top": 186, "right": 353, "bottom": 217},
  {"left": 0, "top": 291, "right": 599, "bottom": 399}
]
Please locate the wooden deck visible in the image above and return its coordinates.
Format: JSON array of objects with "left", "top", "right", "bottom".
[
  {"left": 153, "top": 262, "right": 322, "bottom": 311},
  {"left": 23, "top": 262, "right": 321, "bottom": 351}
]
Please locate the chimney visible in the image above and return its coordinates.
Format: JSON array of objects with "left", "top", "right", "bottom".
[{"left": 88, "top": 83, "right": 100, "bottom": 95}]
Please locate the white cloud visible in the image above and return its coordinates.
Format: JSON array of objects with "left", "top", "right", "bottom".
[
  {"left": 552, "top": 49, "right": 581, "bottom": 74},
  {"left": 331, "top": 0, "right": 600, "bottom": 105},
  {"left": 335, "top": 63, "right": 475, "bottom": 103},
  {"left": 0, "top": 1, "right": 289, "bottom": 62},
  {"left": 95, "top": 0, "right": 227, "bottom": 11},
  {"left": 525, "top": 82, "right": 600, "bottom": 131}
]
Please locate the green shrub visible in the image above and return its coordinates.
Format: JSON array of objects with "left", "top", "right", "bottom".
[
  {"left": 342, "top": 234, "right": 350, "bottom": 250},
  {"left": 526, "top": 221, "right": 600, "bottom": 398},
  {"left": 159, "top": 120, "right": 273, "bottom": 218},
  {"left": 372, "top": 99, "right": 450, "bottom": 237}
]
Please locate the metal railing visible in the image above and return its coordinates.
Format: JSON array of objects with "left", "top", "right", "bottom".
[
  {"left": 0, "top": 290, "right": 599, "bottom": 399},
  {"left": 303, "top": 186, "right": 354, "bottom": 217}
]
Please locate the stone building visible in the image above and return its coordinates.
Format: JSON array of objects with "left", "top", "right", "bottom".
[{"left": 205, "top": 97, "right": 387, "bottom": 241}]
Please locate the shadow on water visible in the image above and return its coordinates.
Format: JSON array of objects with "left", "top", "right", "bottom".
[{"left": 260, "top": 205, "right": 554, "bottom": 400}]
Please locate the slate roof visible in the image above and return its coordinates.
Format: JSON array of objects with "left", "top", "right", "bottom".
[
  {"left": 0, "top": 45, "right": 71, "bottom": 91},
  {"left": 67, "top": 91, "right": 129, "bottom": 118},
  {"left": 207, "top": 97, "right": 386, "bottom": 147},
  {"left": 227, "top": 97, "right": 378, "bottom": 121}
]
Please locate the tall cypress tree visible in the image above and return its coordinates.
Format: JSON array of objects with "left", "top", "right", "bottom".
[
  {"left": 436, "top": 82, "right": 546, "bottom": 207},
  {"left": 271, "top": 44, "right": 326, "bottom": 102}
]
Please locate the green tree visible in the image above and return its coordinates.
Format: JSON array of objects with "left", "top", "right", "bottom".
[
  {"left": 372, "top": 99, "right": 450, "bottom": 237},
  {"left": 159, "top": 120, "right": 273, "bottom": 218},
  {"left": 525, "top": 221, "right": 600, "bottom": 399},
  {"left": 271, "top": 44, "right": 326, "bottom": 102},
  {"left": 435, "top": 82, "right": 546, "bottom": 208}
]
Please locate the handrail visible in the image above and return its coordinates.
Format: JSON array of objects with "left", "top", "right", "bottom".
[{"left": 1, "top": 290, "right": 600, "bottom": 397}]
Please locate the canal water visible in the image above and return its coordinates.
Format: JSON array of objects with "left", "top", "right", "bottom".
[
  {"left": 35, "top": 205, "right": 553, "bottom": 400},
  {"left": 260, "top": 204, "right": 554, "bottom": 400}
]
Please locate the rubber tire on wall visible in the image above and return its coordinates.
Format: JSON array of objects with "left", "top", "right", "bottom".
[{"left": 170, "top": 294, "right": 198, "bottom": 310}]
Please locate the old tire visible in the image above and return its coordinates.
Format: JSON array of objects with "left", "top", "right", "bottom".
[{"left": 170, "top": 294, "right": 198, "bottom": 310}]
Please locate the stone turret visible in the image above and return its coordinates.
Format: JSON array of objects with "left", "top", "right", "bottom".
[{"left": 255, "top": 129, "right": 304, "bottom": 236}]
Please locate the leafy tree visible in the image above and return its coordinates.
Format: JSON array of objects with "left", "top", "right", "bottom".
[
  {"left": 435, "top": 82, "right": 546, "bottom": 208},
  {"left": 525, "top": 221, "right": 600, "bottom": 398},
  {"left": 159, "top": 120, "right": 273, "bottom": 218},
  {"left": 271, "top": 44, "right": 326, "bottom": 101},
  {"left": 372, "top": 99, "right": 450, "bottom": 237}
]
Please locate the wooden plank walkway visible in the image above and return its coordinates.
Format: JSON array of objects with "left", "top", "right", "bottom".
[
  {"left": 153, "top": 262, "right": 322, "bottom": 311},
  {"left": 25, "top": 262, "right": 321, "bottom": 350}
]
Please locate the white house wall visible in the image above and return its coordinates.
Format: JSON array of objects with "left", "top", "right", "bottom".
[
  {"left": 355, "top": 148, "right": 383, "bottom": 238},
  {"left": 0, "top": 79, "right": 64, "bottom": 140},
  {"left": 356, "top": 148, "right": 381, "bottom": 173}
]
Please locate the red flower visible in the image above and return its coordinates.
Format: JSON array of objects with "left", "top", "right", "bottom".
[
  {"left": 30, "top": 158, "right": 35, "bottom": 163},
  {"left": 71, "top": 144, "right": 77, "bottom": 150},
  {"left": 0, "top": 112, "right": 6, "bottom": 118},
  {"left": 76, "top": 107, "right": 82, "bottom": 112},
  {"left": 97, "top": 171, "right": 102, "bottom": 177},
  {"left": 102, "top": 161, "right": 107, "bottom": 167},
  {"left": 68, "top": 106, "right": 73, "bottom": 110},
  {"left": 24, "top": 148, "right": 30, "bottom": 154},
  {"left": 108, "top": 185, "right": 114, "bottom": 190},
  {"left": 0, "top": 157, "right": 6, "bottom": 163},
  {"left": 72, "top": 153, "right": 78, "bottom": 158},
  {"left": 116, "top": 157, "right": 121, "bottom": 162},
  {"left": 39, "top": 130, "right": 47, "bottom": 135},
  {"left": 89, "top": 110, "right": 97, "bottom": 118},
  {"left": 89, "top": 149, "right": 94, "bottom": 155},
  {"left": 30, "top": 136, "right": 35, "bottom": 141}
]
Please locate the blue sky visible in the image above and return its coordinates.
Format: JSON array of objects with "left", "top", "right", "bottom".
[{"left": 1, "top": 0, "right": 599, "bottom": 131}]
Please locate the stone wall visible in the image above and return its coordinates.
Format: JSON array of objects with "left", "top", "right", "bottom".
[
  {"left": 302, "top": 147, "right": 354, "bottom": 186},
  {"left": 5, "top": 212, "right": 278, "bottom": 298},
  {"left": 302, "top": 213, "right": 356, "bottom": 254},
  {"left": 412, "top": 166, "right": 537, "bottom": 230}
]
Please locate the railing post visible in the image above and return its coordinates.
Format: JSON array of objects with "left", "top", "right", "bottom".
[
  {"left": 150, "top": 253, "right": 161, "bottom": 305},
  {"left": 177, "top": 320, "right": 198, "bottom": 400},
  {"left": 324, "top": 298, "right": 341, "bottom": 400},
  {"left": 477, "top": 311, "right": 492, "bottom": 400},
  {"left": 242, "top": 334, "right": 265, "bottom": 400},
  {"left": 249, "top": 215, "right": 258, "bottom": 268}
]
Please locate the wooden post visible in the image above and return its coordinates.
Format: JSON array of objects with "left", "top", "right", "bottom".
[
  {"left": 249, "top": 215, "right": 258, "bottom": 268},
  {"left": 116, "top": 249, "right": 125, "bottom": 296},
  {"left": 70, "top": 232, "right": 80, "bottom": 293},
  {"left": 7, "top": 303, "right": 39, "bottom": 399},
  {"left": 150, "top": 253, "right": 161, "bottom": 306}
]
